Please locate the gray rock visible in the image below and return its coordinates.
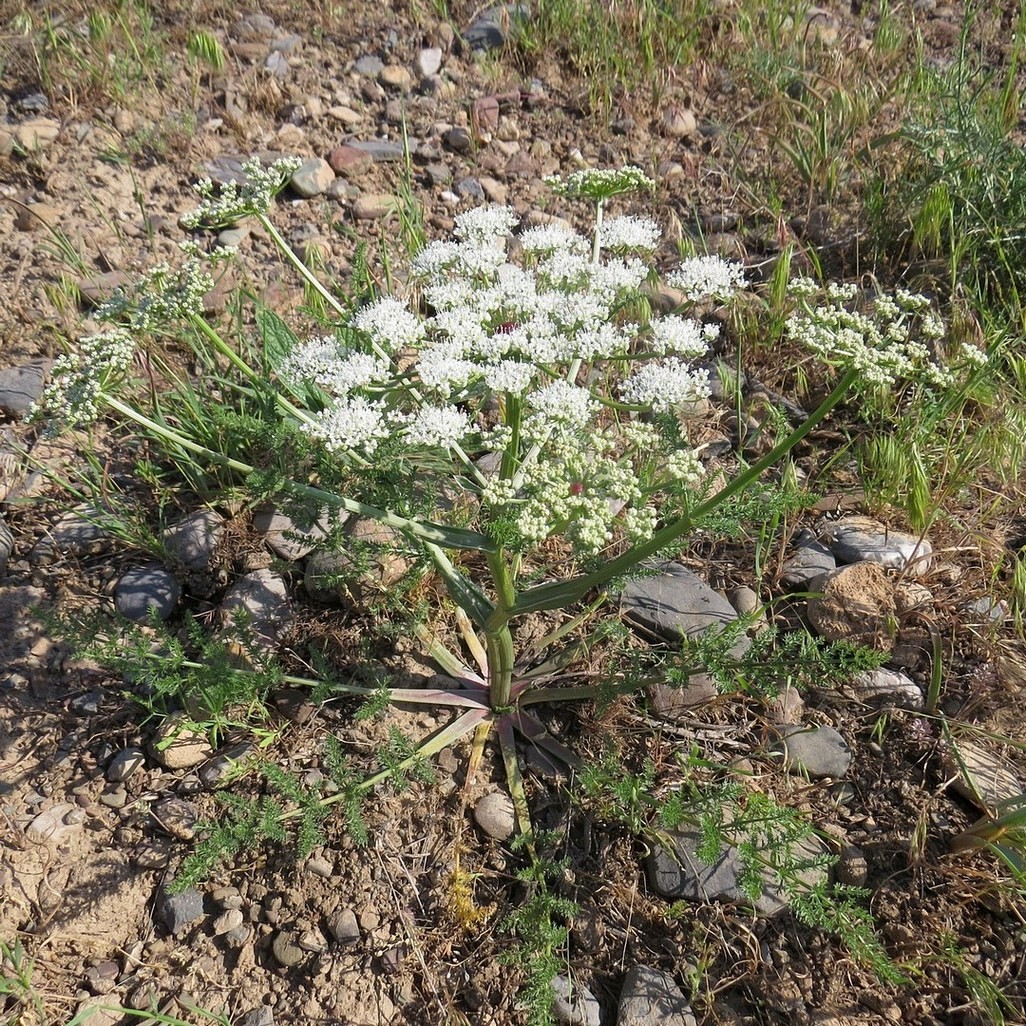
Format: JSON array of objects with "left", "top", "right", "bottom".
[
  {"left": 241, "top": 1009, "right": 275, "bottom": 1026},
  {"left": 157, "top": 886, "right": 204, "bottom": 934},
  {"left": 134, "top": 841, "right": 171, "bottom": 869},
  {"left": 290, "top": 157, "right": 335, "bottom": 197},
  {"left": 474, "top": 790, "right": 516, "bottom": 840},
  {"left": 416, "top": 47, "right": 443, "bottom": 78},
  {"left": 220, "top": 568, "right": 291, "bottom": 648},
  {"left": 304, "top": 518, "right": 409, "bottom": 607},
  {"left": 271, "top": 34, "right": 302, "bottom": 53},
  {"left": 352, "top": 193, "right": 395, "bottom": 220},
  {"left": 617, "top": 966, "right": 696, "bottom": 1026},
  {"left": 444, "top": 127, "right": 473, "bottom": 154},
  {"left": 198, "top": 741, "right": 255, "bottom": 789},
  {"left": 271, "top": 931, "right": 306, "bottom": 967},
  {"left": 32, "top": 505, "right": 111, "bottom": 563},
  {"left": 551, "top": 975, "right": 601, "bottom": 1026},
  {"left": 349, "top": 139, "right": 407, "bottom": 162},
  {"left": 621, "top": 562, "right": 750, "bottom": 714},
  {"left": 70, "top": 690, "right": 103, "bottom": 715},
  {"left": 620, "top": 562, "right": 748, "bottom": 646},
  {"left": 327, "top": 907, "right": 360, "bottom": 944},
  {"left": 823, "top": 516, "right": 932, "bottom": 574},
  {"left": 646, "top": 826, "right": 830, "bottom": 918},
  {"left": 115, "top": 565, "right": 181, "bottom": 622},
  {"left": 298, "top": 928, "right": 329, "bottom": 953},
  {"left": 162, "top": 509, "right": 224, "bottom": 570},
  {"left": 25, "top": 803, "right": 81, "bottom": 846},
  {"left": 13, "top": 117, "right": 61, "bottom": 149},
  {"left": 464, "top": 4, "right": 529, "bottom": 51},
  {"left": 254, "top": 505, "right": 347, "bottom": 560},
  {"left": 776, "top": 724, "right": 851, "bottom": 778},
  {"left": 942, "top": 738, "right": 1024, "bottom": 810},
  {"left": 107, "top": 747, "right": 147, "bottom": 783},
  {"left": 964, "top": 596, "right": 1007, "bottom": 625},
  {"left": 780, "top": 538, "right": 836, "bottom": 588},
  {"left": 766, "top": 684, "right": 804, "bottom": 725},
  {"left": 850, "top": 667, "right": 923, "bottom": 710},
  {"left": 264, "top": 50, "right": 289, "bottom": 80},
  {"left": 835, "top": 844, "right": 868, "bottom": 887},
  {"left": 353, "top": 54, "right": 384, "bottom": 76},
  {"left": 151, "top": 796, "right": 199, "bottom": 840},
  {"left": 456, "top": 177, "right": 485, "bottom": 201},
  {"left": 214, "top": 909, "right": 245, "bottom": 935},
  {"left": 0, "top": 362, "right": 47, "bottom": 417},
  {"left": 231, "top": 13, "right": 276, "bottom": 41},
  {"left": 306, "top": 855, "right": 334, "bottom": 878}
]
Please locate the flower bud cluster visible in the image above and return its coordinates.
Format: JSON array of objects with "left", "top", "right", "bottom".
[
  {"left": 180, "top": 156, "right": 303, "bottom": 230},
  {"left": 30, "top": 329, "right": 135, "bottom": 432},
  {"left": 785, "top": 279, "right": 984, "bottom": 390}
]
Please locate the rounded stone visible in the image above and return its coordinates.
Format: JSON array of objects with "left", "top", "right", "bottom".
[
  {"left": 474, "top": 790, "right": 515, "bottom": 840},
  {"left": 162, "top": 510, "right": 224, "bottom": 571},
  {"left": 107, "top": 747, "right": 147, "bottom": 783},
  {"left": 150, "top": 712, "right": 213, "bottom": 770},
  {"left": 271, "top": 931, "right": 306, "bottom": 967},
  {"left": 115, "top": 565, "right": 181, "bottom": 622},
  {"left": 327, "top": 908, "right": 360, "bottom": 945},
  {"left": 806, "top": 561, "right": 897, "bottom": 651},
  {"left": 777, "top": 724, "right": 852, "bottom": 779}
]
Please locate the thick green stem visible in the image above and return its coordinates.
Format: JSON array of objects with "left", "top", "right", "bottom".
[
  {"left": 187, "top": 314, "right": 319, "bottom": 429},
  {"left": 511, "top": 365, "right": 861, "bottom": 616},
  {"left": 484, "top": 549, "right": 518, "bottom": 708}
]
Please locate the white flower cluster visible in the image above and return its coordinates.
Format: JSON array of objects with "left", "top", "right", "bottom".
[
  {"left": 30, "top": 329, "right": 135, "bottom": 430},
  {"left": 598, "top": 215, "right": 661, "bottom": 252},
  {"left": 279, "top": 179, "right": 749, "bottom": 554},
  {"left": 180, "top": 156, "right": 303, "bottom": 230},
  {"left": 96, "top": 258, "right": 214, "bottom": 332},
  {"left": 619, "top": 359, "right": 712, "bottom": 413},
  {"left": 668, "top": 256, "right": 747, "bottom": 303},
  {"left": 544, "top": 165, "right": 654, "bottom": 201},
  {"left": 785, "top": 280, "right": 980, "bottom": 390}
]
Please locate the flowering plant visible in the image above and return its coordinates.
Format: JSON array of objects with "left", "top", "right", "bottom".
[{"left": 35, "top": 161, "right": 922, "bottom": 836}]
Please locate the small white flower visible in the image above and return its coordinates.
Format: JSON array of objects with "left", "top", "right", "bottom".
[
  {"left": 279, "top": 337, "right": 389, "bottom": 396},
  {"left": 598, "top": 215, "right": 661, "bottom": 251},
  {"left": 181, "top": 156, "right": 302, "bottom": 229},
  {"left": 668, "top": 256, "right": 747, "bottom": 302},
  {"left": 666, "top": 449, "right": 704, "bottom": 484},
  {"left": 545, "top": 166, "right": 654, "bottom": 201},
  {"left": 454, "top": 205, "right": 519, "bottom": 243},
  {"left": 401, "top": 405, "right": 473, "bottom": 449},
  {"left": 647, "top": 315, "right": 710, "bottom": 357},
  {"left": 483, "top": 360, "right": 535, "bottom": 395},
  {"left": 519, "top": 223, "right": 589, "bottom": 254},
  {"left": 623, "top": 504, "right": 658, "bottom": 543},
  {"left": 527, "top": 381, "right": 598, "bottom": 428},
  {"left": 619, "top": 359, "right": 711, "bottom": 413},
  {"left": 352, "top": 297, "right": 424, "bottom": 350},
  {"left": 29, "top": 328, "right": 136, "bottom": 430},
  {"left": 416, "top": 351, "right": 478, "bottom": 395},
  {"left": 304, "top": 397, "right": 390, "bottom": 454}
]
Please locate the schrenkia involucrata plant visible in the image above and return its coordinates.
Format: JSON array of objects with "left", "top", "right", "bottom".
[{"left": 32, "top": 159, "right": 976, "bottom": 987}]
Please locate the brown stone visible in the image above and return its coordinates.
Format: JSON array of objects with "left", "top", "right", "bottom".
[
  {"left": 328, "top": 144, "right": 374, "bottom": 176},
  {"left": 806, "top": 561, "right": 897, "bottom": 651}
]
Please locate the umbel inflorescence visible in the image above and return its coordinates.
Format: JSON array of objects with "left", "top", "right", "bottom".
[
  {"left": 277, "top": 174, "right": 735, "bottom": 556},
  {"left": 30, "top": 160, "right": 983, "bottom": 561}
]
